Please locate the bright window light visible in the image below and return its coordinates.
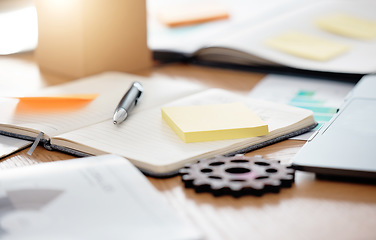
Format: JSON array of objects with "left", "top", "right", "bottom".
[{"left": 0, "top": 6, "right": 38, "bottom": 55}]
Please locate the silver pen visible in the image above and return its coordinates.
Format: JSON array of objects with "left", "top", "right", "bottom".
[{"left": 113, "top": 81, "right": 143, "bottom": 125}]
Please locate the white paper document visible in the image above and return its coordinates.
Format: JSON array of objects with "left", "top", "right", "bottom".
[
  {"left": 249, "top": 74, "right": 355, "bottom": 140},
  {"left": 0, "top": 155, "right": 202, "bottom": 240}
]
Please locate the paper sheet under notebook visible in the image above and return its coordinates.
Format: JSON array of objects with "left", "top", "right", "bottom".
[
  {"left": 0, "top": 134, "right": 31, "bottom": 158},
  {"left": 248, "top": 74, "right": 355, "bottom": 140}
]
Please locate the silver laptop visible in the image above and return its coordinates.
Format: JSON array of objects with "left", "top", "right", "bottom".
[{"left": 292, "top": 74, "right": 376, "bottom": 180}]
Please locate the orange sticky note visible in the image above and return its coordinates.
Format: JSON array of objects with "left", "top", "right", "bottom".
[
  {"left": 156, "top": 1, "right": 229, "bottom": 27},
  {"left": 16, "top": 94, "right": 99, "bottom": 101},
  {"left": 14, "top": 94, "right": 98, "bottom": 112}
]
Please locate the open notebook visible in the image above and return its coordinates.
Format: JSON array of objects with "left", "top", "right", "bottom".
[
  {"left": 0, "top": 72, "right": 316, "bottom": 177},
  {"left": 150, "top": 0, "right": 376, "bottom": 78}
]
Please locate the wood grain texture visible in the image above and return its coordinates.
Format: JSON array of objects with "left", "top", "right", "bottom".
[
  {"left": 148, "top": 141, "right": 376, "bottom": 240},
  {"left": 1, "top": 52, "right": 375, "bottom": 240}
]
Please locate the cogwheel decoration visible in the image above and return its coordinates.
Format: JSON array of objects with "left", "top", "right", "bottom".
[{"left": 179, "top": 154, "right": 295, "bottom": 197}]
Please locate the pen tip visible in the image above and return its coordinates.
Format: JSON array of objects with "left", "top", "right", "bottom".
[{"left": 113, "top": 121, "right": 117, "bottom": 125}]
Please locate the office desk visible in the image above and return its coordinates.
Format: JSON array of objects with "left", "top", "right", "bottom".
[{"left": 1, "top": 52, "right": 376, "bottom": 240}]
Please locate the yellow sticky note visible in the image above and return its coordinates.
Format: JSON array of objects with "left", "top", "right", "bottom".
[
  {"left": 265, "top": 31, "right": 350, "bottom": 61},
  {"left": 316, "top": 13, "right": 376, "bottom": 40},
  {"left": 161, "top": 102, "right": 269, "bottom": 143}
]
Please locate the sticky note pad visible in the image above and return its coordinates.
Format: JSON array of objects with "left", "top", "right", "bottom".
[
  {"left": 316, "top": 13, "right": 376, "bottom": 40},
  {"left": 161, "top": 102, "right": 269, "bottom": 143},
  {"left": 156, "top": 1, "right": 229, "bottom": 27},
  {"left": 14, "top": 94, "right": 98, "bottom": 112},
  {"left": 265, "top": 31, "right": 350, "bottom": 61},
  {"left": 16, "top": 94, "right": 99, "bottom": 102}
]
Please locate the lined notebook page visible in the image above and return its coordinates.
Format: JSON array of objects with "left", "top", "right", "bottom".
[
  {"left": 2, "top": 72, "right": 207, "bottom": 138},
  {"left": 53, "top": 89, "right": 314, "bottom": 174}
]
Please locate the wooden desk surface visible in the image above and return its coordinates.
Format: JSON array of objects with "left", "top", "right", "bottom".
[{"left": 1, "top": 52, "right": 376, "bottom": 240}]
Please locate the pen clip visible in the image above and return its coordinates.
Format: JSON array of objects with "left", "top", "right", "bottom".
[{"left": 133, "top": 82, "right": 143, "bottom": 106}]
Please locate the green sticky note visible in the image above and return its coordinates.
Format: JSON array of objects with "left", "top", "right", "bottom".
[
  {"left": 265, "top": 31, "right": 350, "bottom": 61},
  {"left": 161, "top": 102, "right": 269, "bottom": 143}
]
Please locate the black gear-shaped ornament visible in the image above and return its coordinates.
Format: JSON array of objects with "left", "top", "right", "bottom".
[{"left": 179, "top": 155, "right": 294, "bottom": 197}]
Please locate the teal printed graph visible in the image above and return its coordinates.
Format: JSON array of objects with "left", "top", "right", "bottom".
[{"left": 288, "top": 90, "right": 338, "bottom": 130}]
